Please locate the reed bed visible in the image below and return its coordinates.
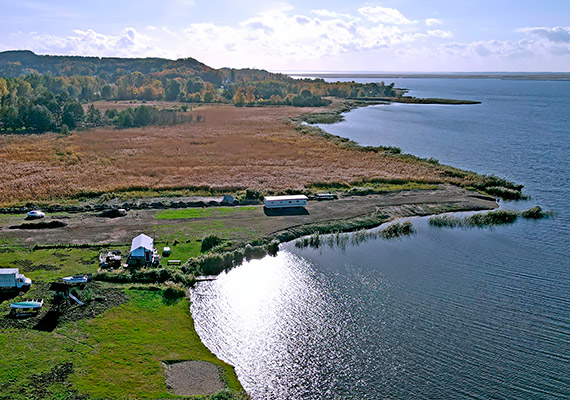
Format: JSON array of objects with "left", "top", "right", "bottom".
[
  {"left": 428, "top": 207, "right": 551, "bottom": 228},
  {"left": 295, "top": 221, "right": 415, "bottom": 249},
  {"left": 0, "top": 104, "right": 520, "bottom": 205}
]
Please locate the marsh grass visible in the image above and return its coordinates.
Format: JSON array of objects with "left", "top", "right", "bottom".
[
  {"left": 429, "top": 207, "right": 552, "bottom": 228},
  {"left": 295, "top": 220, "right": 415, "bottom": 249}
]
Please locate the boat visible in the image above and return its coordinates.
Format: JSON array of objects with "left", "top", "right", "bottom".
[
  {"left": 61, "top": 274, "right": 92, "bottom": 284},
  {"left": 9, "top": 299, "right": 44, "bottom": 316}
]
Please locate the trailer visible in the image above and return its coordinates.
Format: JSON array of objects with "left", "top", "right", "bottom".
[
  {"left": 263, "top": 195, "right": 308, "bottom": 209},
  {"left": 0, "top": 268, "right": 32, "bottom": 291}
]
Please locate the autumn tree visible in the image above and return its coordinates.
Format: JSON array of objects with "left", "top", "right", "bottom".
[{"left": 233, "top": 87, "right": 246, "bottom": 106}]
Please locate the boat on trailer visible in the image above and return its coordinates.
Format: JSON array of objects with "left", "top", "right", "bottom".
[{"left": 9, "top": 299, "right": 44, "bottom": 316}]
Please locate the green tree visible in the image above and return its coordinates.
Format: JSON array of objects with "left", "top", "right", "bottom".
[
  {"left": 62, "top": 101, "right": 84, "bottom": 130},
  {"left": 0, "top": 78, "right": 8, "bottom": 99},
  {"left": 165, "top": 79, "right": 181, "bottom": 101},
  {"left": 117, "top": 109, "right": 134, "bottom": 128},
  {"left": 1, "top": 106, "right": 20, "bottom": 132},
  {"left": 203, "top": 91, "right": 214, "bottom": 103},
  {"left": 86, "top": 104, "right": 102, "bottom": 126},
  {"left": 186, "top": 79, "right": 203, "bottom": 94},
  {"left": 101, "top": 84, "right": 114, "bottom": 100},
  {"left": 133, "top": 106, "right": 153, "bottom": 126},
  {"left": 24, "top": 104, "right": 56, "bottom": 132}
]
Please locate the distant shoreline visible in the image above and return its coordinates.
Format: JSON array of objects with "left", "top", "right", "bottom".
[{"left": 288, "top": 72, "right": 570, "bottom": 81}]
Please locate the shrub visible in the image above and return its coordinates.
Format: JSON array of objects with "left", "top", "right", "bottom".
[
  {"left": 266, "top": 240, "right": 280, "bottom": 256},
  {"left": 201, "top": 234, "right": 223, "bottom": 252}
]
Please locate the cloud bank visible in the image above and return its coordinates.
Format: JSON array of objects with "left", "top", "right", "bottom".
[{"left": 16, "top": 5, "right": 570, "bottom": 71}]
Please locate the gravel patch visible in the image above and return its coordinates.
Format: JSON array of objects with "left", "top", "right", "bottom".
[{"left": 164, "top": 360, "right": 224, "bottom": 396}]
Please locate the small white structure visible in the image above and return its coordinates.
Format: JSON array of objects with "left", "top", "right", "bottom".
[
  {"left": 263, "top": 195, "right": 308, "bottom": 209},
  {"left": 128, "top": 234, "right": 159, "bottom": 268}
]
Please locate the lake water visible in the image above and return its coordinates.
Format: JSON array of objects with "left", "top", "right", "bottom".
[{"left": 190, "top": 78, "right": 570, "bottom": 399}]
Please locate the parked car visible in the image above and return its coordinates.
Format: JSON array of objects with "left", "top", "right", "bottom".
[{"left": 26, "top": 210, "right": 45, "bottom": 219}]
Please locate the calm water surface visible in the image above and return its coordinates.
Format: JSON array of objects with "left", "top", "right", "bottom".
[{"left": 191, "top": 79, "right": 570, "bottom": 399}]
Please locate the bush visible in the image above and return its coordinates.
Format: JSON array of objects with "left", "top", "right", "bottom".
[
  {"left": 244, "top": 188, "right": 262, "bottom": 200},
  {"left": 201, "top": 234, "right": 223, "bottom": 252},
  {"left": 266, "top": 240, "right": 280, "bottom": 256}
]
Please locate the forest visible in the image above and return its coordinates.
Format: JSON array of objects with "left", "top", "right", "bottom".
[{"left": 0, "top": 51, "right": 397, "bottom": 133}]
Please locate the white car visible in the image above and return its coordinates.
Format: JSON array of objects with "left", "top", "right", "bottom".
[{"left": 26, "top": 210, "right": 45, "bottom": 219}]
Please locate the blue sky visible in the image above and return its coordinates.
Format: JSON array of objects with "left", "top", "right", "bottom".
[{"left": 1, "top": 1, "right": 569, "bottom": 71}]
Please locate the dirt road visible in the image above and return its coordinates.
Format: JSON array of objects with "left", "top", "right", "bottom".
[{"left": 0, "top": 185, "right": 496, "bottom": 246}]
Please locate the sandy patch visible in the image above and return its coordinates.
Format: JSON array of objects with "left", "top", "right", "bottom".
[{"left": 163, "top": 360, "right": 224, "bottom": 396}]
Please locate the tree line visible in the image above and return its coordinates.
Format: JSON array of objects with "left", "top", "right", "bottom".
[{"left": 0, "top": 76, "right": 199, "bottom": 133}]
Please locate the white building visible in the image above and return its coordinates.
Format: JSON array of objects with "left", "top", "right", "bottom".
[
  {"left": 128, "top": 234, "right": 158, "bottom": 267},
  {"left": 263, "top": 195, "right": 308, "bottom": 209}
]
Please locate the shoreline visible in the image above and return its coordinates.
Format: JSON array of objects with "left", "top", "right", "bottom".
[{"left": 289, "top": 72, "right": 570, "bottom": 81}]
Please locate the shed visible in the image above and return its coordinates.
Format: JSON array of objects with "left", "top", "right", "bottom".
[
  {"left": 263, "top": 195, "right": 308, "bottom": 209},
  {"left": 129, "top": 234, "right": 154, "bottom": 263}
]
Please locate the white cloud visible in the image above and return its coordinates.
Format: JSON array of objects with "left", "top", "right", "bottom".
[
  {"left": 311, "top": 9, "right": 354, "bottom": 19},
  {"left": 518, "top": 26, "right": 570, "bottom": 43},
  {"left": 425, "top": 18, "right": 442, "bottom": 26},
  {"left": 28, "top": 28, "right": 157, "bottom": 58},
  {"left": 428, "top": 29, "right": 453, "bottom": 38},
  {"left": 20, "top": 6, "right": 570, "bottom": 71},
  {"left": 358, "top": 6, "right": 416, "bottom": 25}
]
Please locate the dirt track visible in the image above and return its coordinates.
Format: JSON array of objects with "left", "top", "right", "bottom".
[{"left": 0, "top": 185, "right": 497, "bottom": 246}]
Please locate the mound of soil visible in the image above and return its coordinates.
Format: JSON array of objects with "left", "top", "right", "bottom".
[
  {"left": 98, "top": 208, "right": 127, "bottom": 218},
  {"left": 9, "top": 220, "right": 67, "bottom": 229}
]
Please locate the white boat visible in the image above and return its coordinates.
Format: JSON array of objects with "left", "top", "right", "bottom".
[
  {"left": 62, "top": 274, "right": 92, "bottom": 284},
  {"left": 10, "top": 299, "right": 43, "bottom": 309}
]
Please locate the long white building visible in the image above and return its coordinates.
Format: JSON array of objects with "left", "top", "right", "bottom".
[{"left": 263, "top": 195, "right": 308, "bottom": 209}]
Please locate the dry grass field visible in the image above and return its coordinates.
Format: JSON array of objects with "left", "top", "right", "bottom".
[{"left": 0, "top": 104, "right": 466, "bottom": 205}]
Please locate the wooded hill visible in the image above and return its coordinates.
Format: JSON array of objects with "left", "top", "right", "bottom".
[
  {"left": 0, "top": 50, "right": 222, "bottom": 85},
  {"left": 0, "top": 51, "right": 398, "bottom": 133}
]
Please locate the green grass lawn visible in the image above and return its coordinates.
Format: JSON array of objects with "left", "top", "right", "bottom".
[
  {"left": 156, "top": 241, "right": 202, "bottom": 266},
  {"left": 156, "top": 206, "right": 257, "bottom": 220},
  {"left": 0, "top": 288, "right": 244, "bottom": 400},
  {"left": 0, "top": 245, "right": 105, "bottom": 282}
]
